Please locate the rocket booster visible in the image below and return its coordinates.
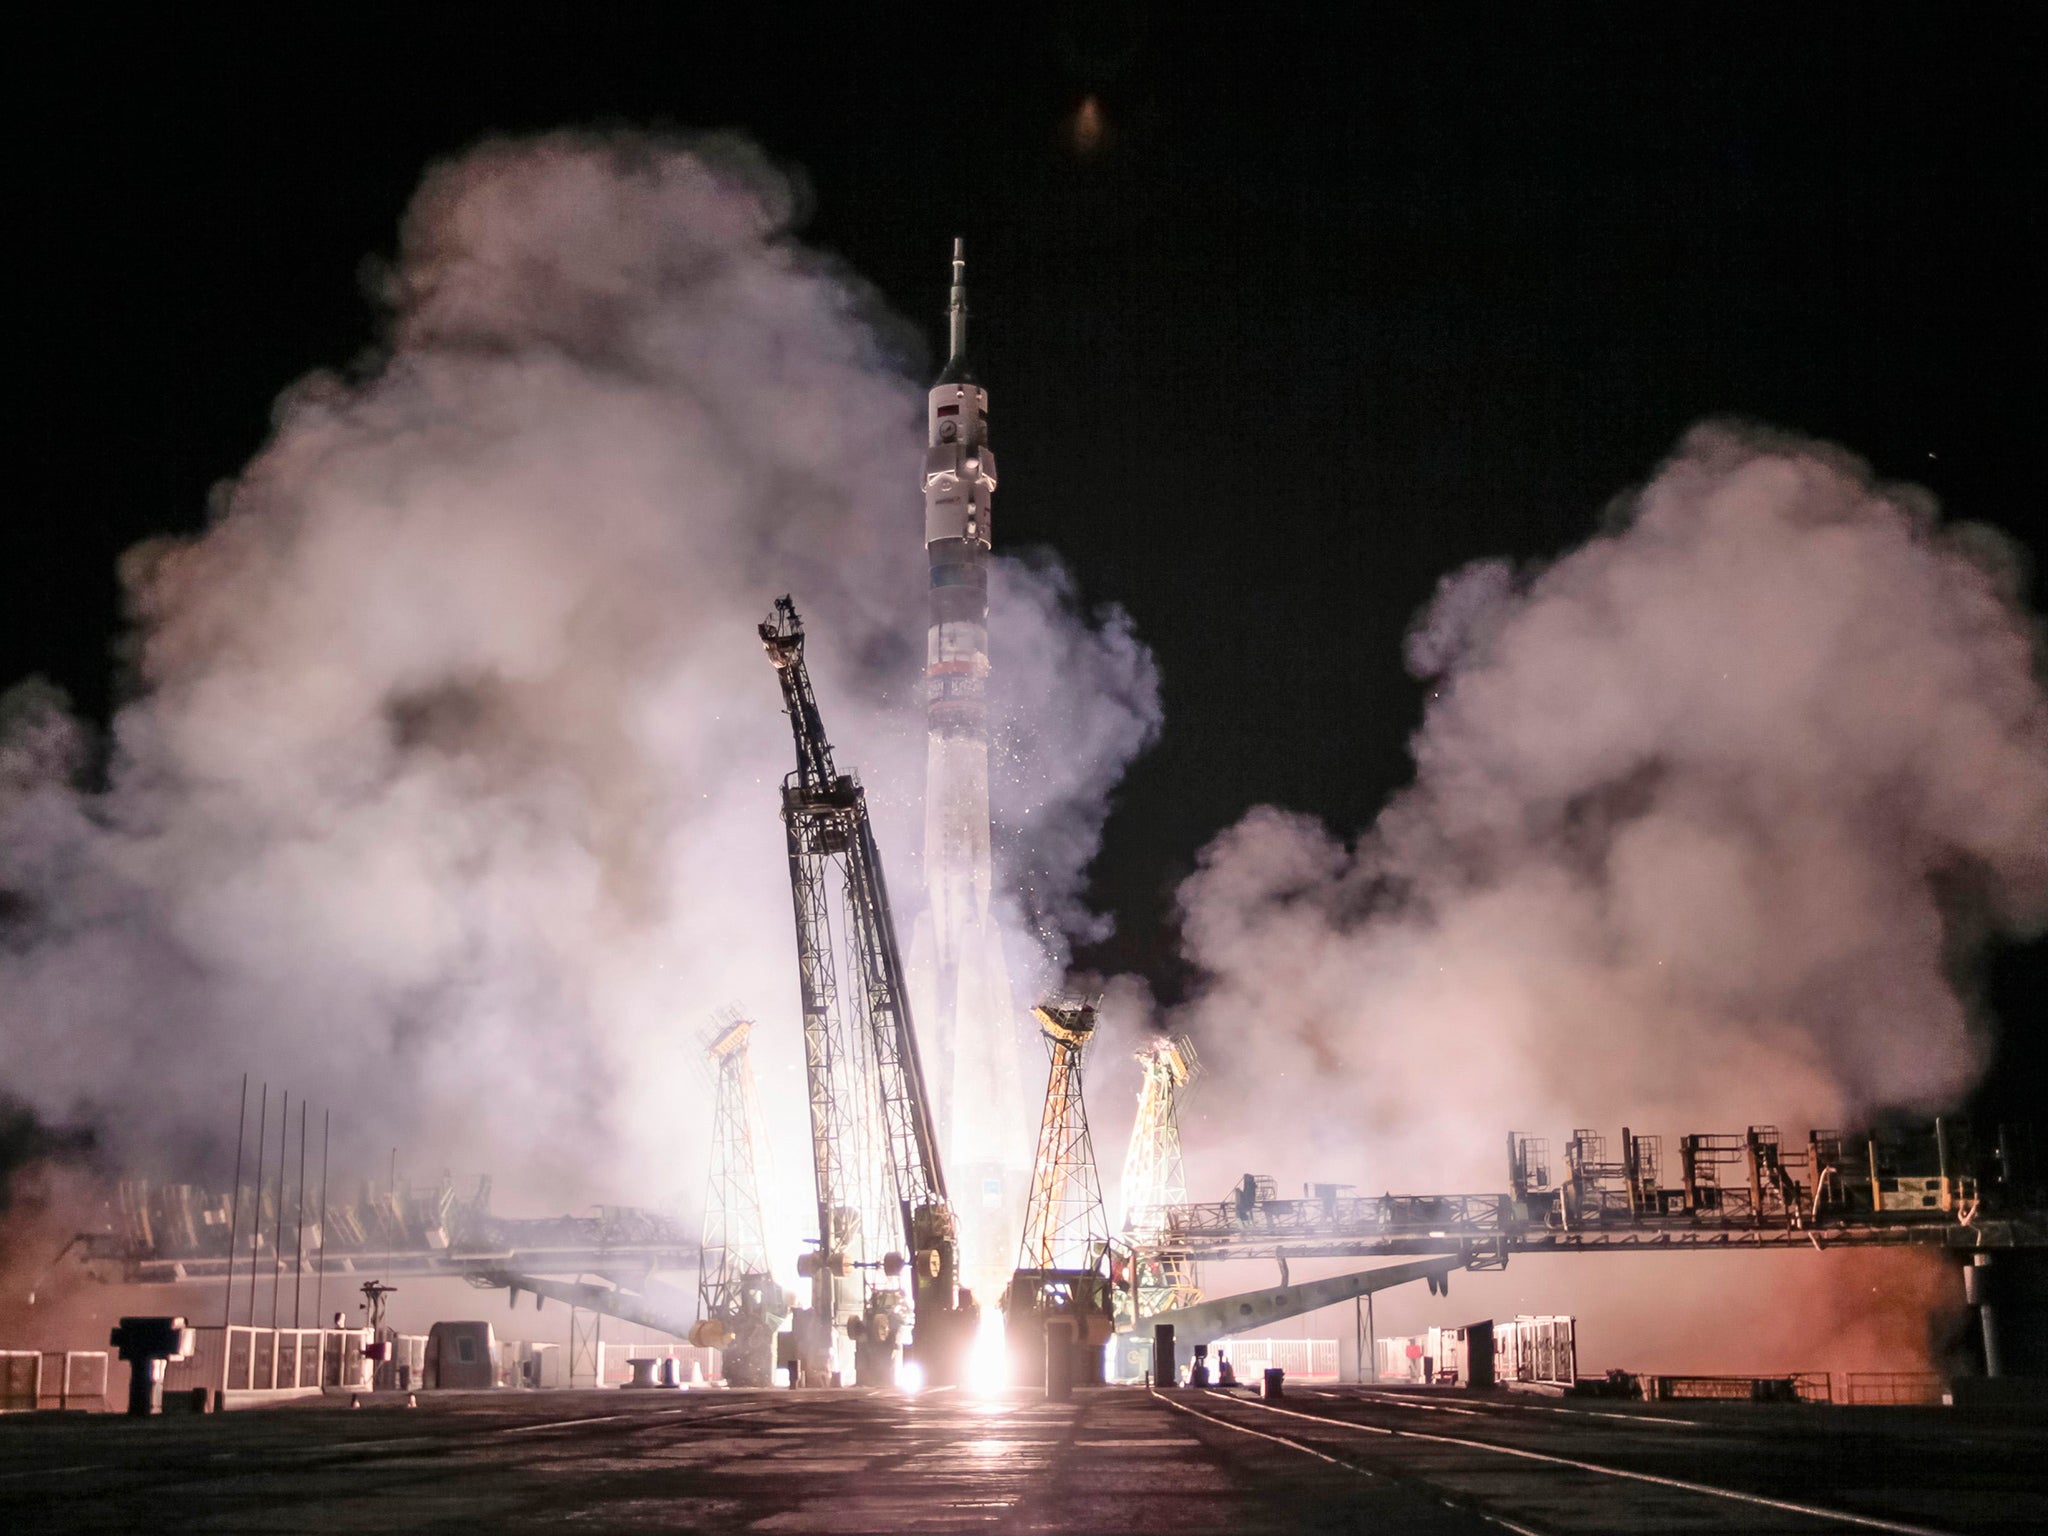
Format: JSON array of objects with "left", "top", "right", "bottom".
[
  {"left": 923, "top": 238, "right": 997, "bottom": 746},
  {"left": 912, "top": 240, "right": 1028, "bottom": 1269}
]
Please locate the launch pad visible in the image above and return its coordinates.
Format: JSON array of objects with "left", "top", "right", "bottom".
[{"left": 4, "top": 1384, "right": 2041, "bottom": 1534}]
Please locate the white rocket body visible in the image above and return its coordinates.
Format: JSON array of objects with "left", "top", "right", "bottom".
[{"left": 908, "top": 243, "right": 1030, "bottom": 1296}]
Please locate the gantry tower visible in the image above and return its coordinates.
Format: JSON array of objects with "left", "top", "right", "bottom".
[
  {"left": 691, "top": 1013, "right": 785, "bottom": 1386},
  {"left": 761, "top": 596, "right": 974, "bottom": 1387},
  {"left": 1120, "top": 1035, "right": 1202, "bottom": 1317},
  {"left": 1005, "top": 999, "right": 1121, "bottom": 1388},
  {"left": 1017, "top": 1002, "right": 1111, "bottom": 1273}
]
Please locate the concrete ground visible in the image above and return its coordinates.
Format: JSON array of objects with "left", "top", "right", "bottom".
[{"left": 3, "top": 1383, "right": 2042, "bottom": 1534}]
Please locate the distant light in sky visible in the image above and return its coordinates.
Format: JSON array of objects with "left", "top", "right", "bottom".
[{"left": 1070, "top": 96, "right": 1106, "bottom": 156}]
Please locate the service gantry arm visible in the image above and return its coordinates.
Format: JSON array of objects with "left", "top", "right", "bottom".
[{"left": 760, "top": 598, "right": 960, "bottom": 1352}]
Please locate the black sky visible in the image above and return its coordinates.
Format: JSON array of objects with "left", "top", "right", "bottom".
[{"left": 10, "top": 7, "right": 2045, "bottom": 1116}]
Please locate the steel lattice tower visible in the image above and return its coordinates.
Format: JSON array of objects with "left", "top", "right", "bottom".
[
  {"left": 1017, "top": 1002, "right": 1111, "bottom": 1274},
  {"left": 1119, "top": 1035, "right": 1202, "bottom": 1316},
  {"left": 761, "top": 596, "right": 970, "bottom": 1387},
  {"left": 695, "top": 1013, "right": 785, "bottom": 1386},
  {"left": 697, "top": 1016, "right": 771, "bottom": 1320}
]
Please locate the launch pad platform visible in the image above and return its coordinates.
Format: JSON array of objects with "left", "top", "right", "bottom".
[{"left": 4, "top": 1382, "right": 2041, "bottom": 1534}]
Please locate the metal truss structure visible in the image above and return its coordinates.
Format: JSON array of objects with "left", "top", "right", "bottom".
[
  {"left": 693, "top": 1013, "right": 787, "bottom": 1384},
  {"left": 760, "top": 597, "right": 968, "bottom": 1384},
  {"left": 76, "top": 1183, "right": 693, "bottom": 1286},
  {"left": 697, "top": 1014, "right": 774, "bottom": 1325},
  {"left": 569, "top": 1306, "right": 603, "bottom": 1388},
  {"left": 1119, "top": 1034, "right": 1201, "bottom": 1316},
  {"left": 1018, "top": 1003, "right": 1112, "bottom": 1274},
  {"left": 1139, "top": 1120, "right": 2048, "bottom": 1268}
]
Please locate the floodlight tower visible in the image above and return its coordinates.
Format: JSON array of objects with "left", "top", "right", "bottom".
[
  {"left": 1005, "top": 1001, "right": 1121, "bottom": 1389},
  {"left": 1120, "top": 1036, "right": 1202, "bottom": 1317},
  {"left": 1018, "top": 1003, "right": 1112, "bottom": 1272},
  {"left": 690, "top": 1014, "right": 787, "bottom": 1387}
]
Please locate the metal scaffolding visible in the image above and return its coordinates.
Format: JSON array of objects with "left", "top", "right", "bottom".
[
  {"left": 1119, "top": 1035, "right": 1201, "bottom": 1317},
  {"left": 694, "top": 1014, "right": 785, "bottom": 1386},
  {"left": 76, "top": 1177, "right": 692, "bottom": 1285},
  {"left": 1018, "top": 1003, "right": 1111, "bottom": 1274},
  {"left": 760, "top": 597, "right": 969, "bottom": 1386},
  {"left": 761, "top": 598, "right": 897, "bottom": 1346},
  {"left": 1137, "top": 1119, "right": 2048, "bottom": 1266},
  {"left": 697, "top": 1015, "right": 772, "bottom": 1323}
]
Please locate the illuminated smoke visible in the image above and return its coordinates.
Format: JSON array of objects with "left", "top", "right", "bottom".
[
  {"left": 1177, "top": 423, "right": 2048, "bottom": 1190},
  {"left": 0, "top": 131, "right": 1157, "bottom": 1219}
]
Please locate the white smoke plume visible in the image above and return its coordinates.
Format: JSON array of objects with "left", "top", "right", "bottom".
[
  {"left": 0, "top": 130, "right": 1158, "bottom": 1217},
  {"left": 1177, "top": 423, "right": 2048, "bottom": 1193}
]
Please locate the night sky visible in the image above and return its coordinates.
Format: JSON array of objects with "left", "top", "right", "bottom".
[{"left": 11, "top": 8, "right": 2045, "bottom": 1118}]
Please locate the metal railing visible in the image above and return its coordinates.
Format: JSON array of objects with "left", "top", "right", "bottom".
[
  {"left": 1148, "top": 1190, "right": 2048, "bottom": 1263},
  {"left": 163, "top": 1325, "right": 382, "bottom": 1395},
  {"left": 0, "top": 1349, "right": 110, "bottom": 1411},
  {"left": 1842, "top": 1371, "right": 1946, "bottom": 1405},
  {"left": 1210, "top": 1338, "right": 1340, "bottom": 1382}
]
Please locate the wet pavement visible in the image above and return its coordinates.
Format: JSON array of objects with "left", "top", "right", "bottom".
[{"left": 2, "top": 1383, "right": 2040, "bottom": 1533}]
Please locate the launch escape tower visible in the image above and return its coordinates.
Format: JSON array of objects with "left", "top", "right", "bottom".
[
  {"left": 690, "top": 1015, "right": 785, "bottom": 1387},
  {"left": 1006, "top": 1001, "right": 1121, "bottom": 1388},
  {"left": 760, "top": 597, "right": 975, "bottom": 1386},
  {"left": 1120, "top": 1035, "right": 1202, "bottom": 1319},
  {"left": 912, "top": 240, "right": 1029, "bottom": 1298}
]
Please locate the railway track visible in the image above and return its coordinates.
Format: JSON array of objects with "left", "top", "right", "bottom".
[{"left": 1150, "top": 1384, "right": 2037, "bottom": 1535}]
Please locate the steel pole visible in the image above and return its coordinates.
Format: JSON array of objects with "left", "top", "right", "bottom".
[
  {"left": 223, "top": 1073, "right": 248, "bottom": 1329},
  {"left": 247, "top": 1084, "right": 266, "bottom": 1327},
  {"left": 293, "top": 1100, "right": 308, "bottom": 1327},
  {"left": 1367, "top": 1291, "right": 1377, "bottom": 1382},
  {"left": 314, "top": 1110, "right": 330, "bottom": 1326},
  {"left": 271, "top": 1090, "right": 288, "bottom": 1327}
]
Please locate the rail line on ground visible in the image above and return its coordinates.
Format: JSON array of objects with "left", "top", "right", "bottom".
[{"left": 1151, "top": 1385, "right": 1961, "bottom": 1536}]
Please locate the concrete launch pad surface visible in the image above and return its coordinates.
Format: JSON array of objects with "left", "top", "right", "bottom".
[{"left": 3, "top": 1384, "right": 2042, "bottom": 1534}]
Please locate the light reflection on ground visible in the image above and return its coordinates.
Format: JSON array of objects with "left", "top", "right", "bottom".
[{"left": 969, "top": 1303, "right": 1008, "bottom": 1394}]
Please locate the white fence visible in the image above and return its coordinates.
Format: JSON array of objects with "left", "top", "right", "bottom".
[
  {"left": 0, "top": 1350, "right": 110, "bottom": 1411},
  {"left": 163, "top": 1326, "right": 386, "bottom": 1395},
  {"left": 1211, "top": 1338, "right": 1340, "bottom": 1382},
  {"left": 11, "top": 1330, "right": 704, "bottom": 1407}
]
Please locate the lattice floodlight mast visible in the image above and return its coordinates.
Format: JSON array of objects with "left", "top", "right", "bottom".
[
  {"left": 692, "top": 1013, "right": 786, "bottom": 1386},
  {"left": 696, "top": 1018, "right": 771, "bottom": 1296},
  {"left": 1121, "top": 1034, "right": 1202, "bottom": 1316},
  {"left": 1018, "top": 1002, "right": 1112, "bottom": 1274},
  {"left": 1120, "top": 1035, "right": 1196, "bottom": 1229},
  {"left": 761, "top": 597, "right": 965, "bottom": 1384}
]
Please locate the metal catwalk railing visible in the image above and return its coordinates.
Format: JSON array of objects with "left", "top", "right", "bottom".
[{"left": 1146, "top": 1120, "right": 2048, "bottom": 1264}]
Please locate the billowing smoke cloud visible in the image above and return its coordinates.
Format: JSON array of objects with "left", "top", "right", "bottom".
[
  {"left": 1178, "top": 424, "right": 2048, "bottom": 1191},
  {"left": 0, "top": 131, "right": 1157, "bottom": 1215}
]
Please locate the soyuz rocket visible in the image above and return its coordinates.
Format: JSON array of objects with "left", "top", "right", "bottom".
[{"left": 908, "top": 241, "right": 1030, "bottom": 1291}]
